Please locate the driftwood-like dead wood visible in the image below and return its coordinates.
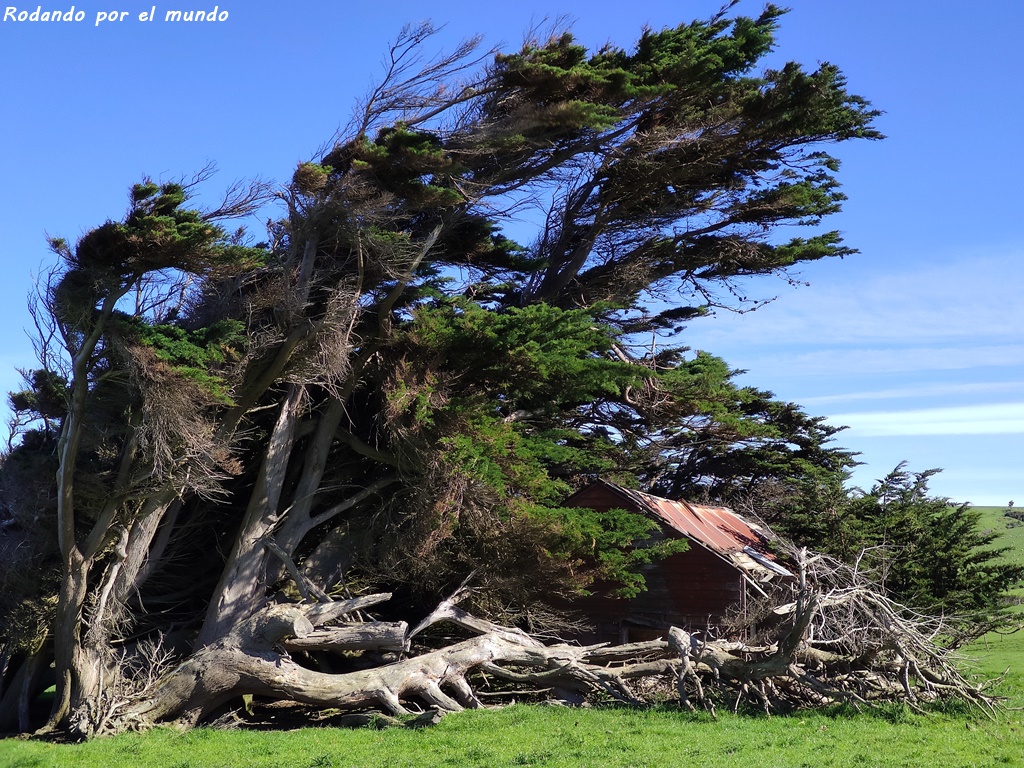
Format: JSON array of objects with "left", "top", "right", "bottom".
[
  {"left": 409, "top": 596, "right": 542, "bottom": 647},
  {"left": 112, "top": 549, "right": 1000, "bottom": 731},
  {"left": 298, "top": 593, "right": 393, "bottom": 626},
  {"left": 282, "top": 622, "right": 408, "bottom": 653}
]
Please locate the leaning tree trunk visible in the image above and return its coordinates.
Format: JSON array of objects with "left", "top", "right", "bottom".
[
  {"left": 43, "top": 490, "right": 181, "bottom": 737},
  {"left": 46, "top": 289, "right": 131, "bottom": 735},
  {"left": 197, "top": 385, "right": 305, "bottom": 648},
  {"left": 0, "top": 640, "right": 50, "bottom": 734}
]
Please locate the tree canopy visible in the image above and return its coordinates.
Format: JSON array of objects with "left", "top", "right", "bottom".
[{"left": 0, "top": 7, "right": 1016, "bottom": 738}]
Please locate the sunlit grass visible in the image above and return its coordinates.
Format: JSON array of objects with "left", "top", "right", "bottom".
[
  {"left": 973, "top": 506, "right": 1024, "bottom": 569},
  {"left": 2, "top": 701, "right": 1023, "bottom": 768},
  {"left": 969, "top": 505, "right": 1024, "bottom": 704}
]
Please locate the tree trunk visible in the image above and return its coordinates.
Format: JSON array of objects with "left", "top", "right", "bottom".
[
  {"left": 282, "top": 622, "right": 408, "bottom": 653},
  {"left": 0, "top": 643, "right": 50, "bottom": 734},
  {"left": 46, "top": 547, "right": 94, "bottom": 733},
  {"left": 129, "top": 604, "right": 586, "bottom": 725},
  {"left": 197, "top": 385, "right": 304, "bottom": 647}
]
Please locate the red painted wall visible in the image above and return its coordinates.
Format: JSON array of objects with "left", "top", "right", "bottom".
[{"left": 564, "top": 485, "right": 746, "bottom": 643}]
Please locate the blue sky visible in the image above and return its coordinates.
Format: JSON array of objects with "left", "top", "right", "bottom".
[{"left": 1, "top": 1, "right": 1020, "bottom": 505}]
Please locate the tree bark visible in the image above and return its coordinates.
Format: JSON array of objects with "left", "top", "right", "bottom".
[
  {"left": 282, "top": 622, "right": 408, "bottom": 653},
  {"left": 111, "top": 561, "right": 1000, "bottom": 733},
  {"left": 0, "top": 644, "right": 49, "bottom": 734},
  {"left": 129, "top": 606, "right": 588, "bottom": 725},
  {"left": 198, "top": 385, "right": 304, "bottom": 647},
  {"left": 46, "top": 547, "right": 94, "bottom": 732}
]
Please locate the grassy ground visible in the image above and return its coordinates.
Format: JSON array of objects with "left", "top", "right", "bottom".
[
  {"left": 974, "top": 506, "right": 1024, "bottom": 570},
  {"left": 1, "top": 703, "right": 1023, "bottom": 768},
  {"left": 969, "top": 505, "right": 1024, "bottom": 705},
  {"left": 3, "top": 505, "right": 1022, "bottom": 768}
]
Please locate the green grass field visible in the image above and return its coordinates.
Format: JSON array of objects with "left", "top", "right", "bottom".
[
  {"left": 3, "top": 505, "right": 1022, "bottom": 768},
  {"left": 975, "top": 506, "right": 1024, "bottom": 570},
  {"left": 967, "top": 506, "right": 1024, "bottom": 706},
  {"left": 2, "top": 703, "right": 1022, "bottom": 768}
]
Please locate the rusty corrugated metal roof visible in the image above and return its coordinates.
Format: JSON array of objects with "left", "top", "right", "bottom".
[{"left": 580, "top": 481, "right": 792, "bottom": 582}]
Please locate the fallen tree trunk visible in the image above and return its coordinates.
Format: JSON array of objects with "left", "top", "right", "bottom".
[
  {"left": 282, "top": 623, "right": 408, "bottom": 654},
  {"left": 125, "top": 603, "right": 590, "bottom": 726},
  {"left": 108, "top": 550, "right": 1000, "bottom": 733}
]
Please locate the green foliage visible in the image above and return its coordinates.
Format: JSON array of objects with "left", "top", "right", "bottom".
[
  {"left": 524, "top": 504, "right": 686, "bottom": 597},
  {"left": 839, "top": 466, "right": 1024, "bottom": 620},
  {"left": 344, "top": 125, "right": 465, "bottom": 210},
  {"left": 315, "top": 5, "right": 882, "bottom": 321},
  {"left": 9, "top": 368, "right": 68, "bottom": 422},
  {"left": 292, "top": 162, "right": 332, "bottom": 194},
  {"left": 655, "top": 382, "right": 857, "bottom": 496},
  {"left": 401, "top": 301, "right": 639, "bottom": 412},
  {"left": 369, "top": 301, "right": 680, "bottom": 596},
  {"left": 130, "top": 318, "right": 246, "bottom": 404},
  {"left": 491, "top": 6, "right": 783, "bottom": 129},
  {"left": 134, "top": 319, "right": 245, "bottom": 368},
  {"left": 50, "top": 183, "right": 264, "bottom": 330},
  {"left": 72, "top": 183, "right": 220, "bottom": 277}
]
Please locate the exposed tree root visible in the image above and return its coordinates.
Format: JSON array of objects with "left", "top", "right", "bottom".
[{"left": 108, "top": 550, "right": 1001, "bottom": 733}]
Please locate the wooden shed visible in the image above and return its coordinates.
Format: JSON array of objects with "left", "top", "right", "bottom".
[{"left": 563, "top": 480, "right": 793, "bottom": 644}]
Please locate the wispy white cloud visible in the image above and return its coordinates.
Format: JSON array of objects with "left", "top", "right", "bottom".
[
  {"left": 801, "top": 381, "right": 1024, "bottom": 405},
  {"left": 829, "top": 402, "right": 1024, "bottom": 436},
  {"left": 733, "top": 344, "right": 1024, "bottom": 377},
  {"left": 686, "top": 252, "right": 1024, "bottom": 350}
]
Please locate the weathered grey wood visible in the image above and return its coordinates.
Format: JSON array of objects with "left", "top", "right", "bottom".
[
  {"left": 299, "top": 594, "right": 392, "bottom": 627},
  {"left": 409, "top": 599, "right": 542, "bottom": 647},
  {"left": 283, "top": 622, "right": 408, "bottom": 652},
  {"left": 116, "top": 549, "right": 1001, "bottom": 730},
  {"left": 126, "top": 616, "right": 565, "bottom": 725}
]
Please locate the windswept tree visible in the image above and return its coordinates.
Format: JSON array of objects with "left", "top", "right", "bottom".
[
  {"left": 2, "top": 177, "right": 271, "bottom": 733},
  {"left": 6, "top": 6, "right": 984, "bottom": 738}
]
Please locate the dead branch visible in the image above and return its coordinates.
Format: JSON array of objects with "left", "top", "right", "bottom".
[{"left": 115, "top": 550, "right": 1001, "bottom": 732}]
